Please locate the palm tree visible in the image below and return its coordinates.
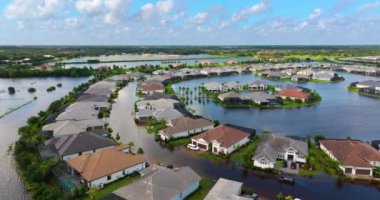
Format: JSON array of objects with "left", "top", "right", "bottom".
[
  {"left": 89, "top": 187, "right": 97, "bottom": 200},
  {"left": 128, "top": 141, "right": 135, "bottom": 152}
]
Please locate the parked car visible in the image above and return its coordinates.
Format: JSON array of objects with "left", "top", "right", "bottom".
[
  {"left": 278, "top": 176, "right": 295, "bottom": 184},
  {"left": 291, "top": 162, "right": 297, "bottom": 170},
  {"left": 187, "top": 143, "right": 199, "bottom": 151},
  {"left": 251, "top": 193, "right": 259, "bottom": 200}
]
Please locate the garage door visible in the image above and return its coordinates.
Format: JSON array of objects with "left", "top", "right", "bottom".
[
  {"left": 345, "top": 168, "right": 352, "bottom": 174},
  {"left": 356, "top": 169, "right": 371, "bottom": 175},
  {"left": 198, "top": 143, "right": 207, "bottom": 150}
]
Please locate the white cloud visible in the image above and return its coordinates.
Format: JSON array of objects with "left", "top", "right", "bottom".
[
  {"left": 156, "top": 0, "right": 174, "bottom": 15},
  {"left": 188, "top": 12, "right": 209, "bottom": 25},
  {"left": 357, "top": 1, "right": 380, "bottom": 12},
  {"left": 5, "top": 0, "right": 63, "bottom": 20},
  {"left": 75, "top": 0, "right": 130, "bottom": 24},
  {"left": 231, "top": 0, "right": 271, "bottom": 23},
  {"left": 65, "top": 18, "right": 82, "bottom": 28},
  {"left": 309, "top": 8, "right": 321, "bottom": 19}
]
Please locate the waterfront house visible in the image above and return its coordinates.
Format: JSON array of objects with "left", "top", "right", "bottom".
[
  {"left": 77, "top": 94, "right": 109, "bottom": 102},
  {"left": 135, "top": 108, "right": 183, "bottom": 122},
  {"left": 261, "top": 71, "right": 290, "bottom": 79},
  {"left": 84, "top": 80, "right": 116, "bottom": 97},
  {"left": 191, "top": 125, "right": 251, "bottom": 155},
  {"left": 136, "top": 99, "right": 180, "bottom": 111},
  {"left": 55, "top": 102, "right": 109, "bottom": 121},
  {"left": 355, "top": 80, "right": 380, "bottom": 95},
  {"left": 319, "top": 140, "right": 380, "bottom": 176},
  {"left": 67, "top": 147, "right": 147, "bottom": 188},
  {"left": 143, "top": 93, "right": 177, "bottom": 100},
  {"left": 313, "top": 71, "right": 339, "bottom": 81},
  {"left": 203, "top": 82, "right": 226, "bottom": 92},
  {"left": 217, "top": 91, "right": 244, "bottom": 104},
  {"left": 248, "top": 80, "right": 267, "bottom": 91},
  {"left": 276, "top": 88, "right": 310, "bottom": 102},
  {"left": 297, "top": 69, "right": 315, "bottom": 76},
  {"left": 40, "top": 132, "right": 116, "bottom": 161},
  {"left": 107, "top": 165, "right": 201, "bottom": 200},
  {"left": 252, "top": 134, "right": 308, "bottom": 169},
  {"left": 139, "top": 82, "right": 165, "bottom": 94},
  {"left": 42, "top": 119, "right": 105, "bottom": 137},
  {"left": 159, "top": 116, "right": 214, "bottom": 140},
  {"left": 242, "top": 92, "right": 277, "bottom": 105},
  {"left": 223, "top": 81, "right": 242, "bottom": 91},
  {"left": 205, "top": 178, "right": 251, "bottom": 200},
  {"left": 291, "top": 74, "right": 310, "bottom": 82}
]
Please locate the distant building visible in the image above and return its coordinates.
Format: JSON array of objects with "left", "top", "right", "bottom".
[
  {"left": 276, "top": 88, "right": 310, "bottom": 102},
  {"left": 139, "top": 82, "right": 165, "bottom": 94},
  {"left": 159, "top": 117, "right": 214, "bottom": 140}
]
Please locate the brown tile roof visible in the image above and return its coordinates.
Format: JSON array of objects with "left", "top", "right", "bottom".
[
  {"left": 161, "top": 117, "right": 213, "bottom": 136},
  {"left": 67, "top": 148, "right": 146, "bottom": 181},
  {"left": 320, "top": 140, "right": 380, "bottom": 168},
  {"left": 140, "top": 82, "right": 164, "bottom": 91},
  {"left": 193, "top": 125, "right": 250, "bottom": 148},
  {"left": 277, "top": 88, "right": 310, "bottom": 100}
]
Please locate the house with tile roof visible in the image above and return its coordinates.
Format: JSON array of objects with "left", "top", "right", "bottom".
[
  {"left": 252, "top": 134, "right": 308, "bottom": 169},
  {"left": 248, "top": 80, "right": 267, "bottom": 91},
  {"left": 139, "top": 82, "right": 165, "bottom": 94},
  {"left": 204, "top": 178, "right": 251, "bottom": 200},
  {"left": 191, "top": 125, "right": 251, "bottom": 155},
  {"left": 67, "top": 147, "right": 147, "bottom": 188},
  {"left": 42, "top": 119, "right": 105, "bottom": 137},
  {"left": 276, "top": 88, "right": 310, "bottom": 102},
  {"left": 159, "top": 117, "right": 214, "bottom": 140},
  {"left": 320, "top": 139, "right": 380, "bottom": 176},
  {"left": 105, "top": 165, "right": 201, "bottom": 200}
]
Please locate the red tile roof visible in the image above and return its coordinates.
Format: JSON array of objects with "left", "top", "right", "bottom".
[
  {"left": 140, "top": 82, "right": 165, "bottom": 91},
  {"left": 320, "top": 140, "right": 380, "bottom": 168},
  {"left": 193, "top": 125, "right": 250, "bottom": 148},
  {"left": 277, "top": 88, "right": 309, "bottom": 100},
  {"left": 67, "top": 148, "right": 146, "bottom": 181}
]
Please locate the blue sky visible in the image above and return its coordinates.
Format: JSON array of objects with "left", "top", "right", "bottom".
[{"left": 0, "top": 0, "right": 379, "bottom": 45}]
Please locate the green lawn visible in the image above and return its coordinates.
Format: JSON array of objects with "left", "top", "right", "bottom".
[
  {"left": 347, "top": 85, "right": 359, "bottom": 93},
  {"left": 169, "top": 137, "right": 191, "bottom": 146},
  {"left": 186, "top": 179, "right": 215, "bottom": 200},
  {"left": 82, "top": 175, "right": 140, "bottom": 200},
  {"left": 304, "top": 144, "right": 344, "bottom": 177},
  {"left": 230, "top": 136, "right": 260, "bottom": 168}
]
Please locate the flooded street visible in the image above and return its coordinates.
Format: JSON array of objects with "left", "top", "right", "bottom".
[
  {"left": 109, "top": 80, "right": 380, "bottom": 200},
  {"left": 0, "top": 77, "right": 89, "bottom": 200}
]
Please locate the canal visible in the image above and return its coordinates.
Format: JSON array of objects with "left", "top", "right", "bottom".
[{"left": 109, "top": 73, "right": 380, "bottom": 200}]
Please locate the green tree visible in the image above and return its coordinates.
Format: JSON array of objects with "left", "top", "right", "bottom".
[
  {"left": 89, "top": 187, "right": 97, "bottom": 200},
  {"left": 128, "top": 141, "right": 135, "bottom": 151},
  {"left": 277, "top": 192, "right": 283, "bottom": 200}
]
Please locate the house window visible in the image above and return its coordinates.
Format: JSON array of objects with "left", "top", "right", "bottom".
[
  {"left": 79, "top": 152, "right": 82, "bottom": 156},
  {"left": 107, "top": 175, "right": 111, "bottom": 180},
  {"left": 122, "top": 170, "right": 126, "bottom": 176}
]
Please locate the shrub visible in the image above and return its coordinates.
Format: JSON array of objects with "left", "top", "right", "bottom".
[
  {"left": 8, "top": 86, "right": 16, "bottom": 94},
  {"left": 28, "top": 87, "right": 36, "bottom": 93}
]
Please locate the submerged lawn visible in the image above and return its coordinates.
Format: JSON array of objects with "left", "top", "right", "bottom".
[
  {"left": 186, "top": 179, "right": 214, "bottom": 200},
  {"left": 230, "top": 135, "right": 260, "bottom": 168}
]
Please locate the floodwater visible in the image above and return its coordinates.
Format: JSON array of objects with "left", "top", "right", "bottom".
[
  {"left": 0, "top": 77, "right": 89, "bottom": 200},
  {"left": 109, "top": 77, "right": 380, "bottom": 200},
  {"left": 64, "top": 56, "right": 254, "bottom": 69}
]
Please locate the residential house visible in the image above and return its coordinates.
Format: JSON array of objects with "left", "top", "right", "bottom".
[
  {"left": 320, "top": 140, "right": 380, "bottom": 176},
  {"left": 84, "top": 80, "right": 116, "bottom": 97},
  {"left": 205, "top": 178, "right": 251, "bottom": 200},
  {"left": 42, "top": 119, "right": 105, "bottom": 137},
  {"left": 191, "top": 125, "right": 251, "bottom": 155},
  {"left": 277, "top": 88, "right": 310, "bottom": 102},
  {"left": 159, "top": 117, "right": 214, "bottom": 140},
  {"left": 77, "top": 94, "right": 109, "bottom": 103},
  {"left": 67, "top": 147, "right": 147, "bottom": 188},
  {"left": 223, "top": 81, "right": 242, "bottom": 91},
  {"left": 55, "top": 102, "right": 109, "bottom": 121},
  {"left": 291, "top": 74, "right": 310, "bottom": 82},
  {"left": 106, "top": 165, "right": 201, "bottom": 200},
  {"left": 242, "top": 92, "right": 277, "bottom": 105},
  {"left": 136, "top": 99, "right": 179, "bottom": 111},
  {"left": 297, "top": 69, "right": 315, "bottom": 76},
  {"left": 248, "top": 81, "right": 267, "bottom": 91},
  {"left": 39, "top": 132, "right": 116, "bottom": 161},
  {"left": 203, "top": 82, "right": 226, "bottom": 92},
  {"left": 261, "top": 71, "right": 290, "bottom": 79},
  {"left": 218, "top": 91, "right": 246, "bottom": 104},
  {"left": 313, "top": 71, "right": 339, "bottom": 81},
  {"left": 252, "top": 134, "right": 308, "bottom": 169},
  {"left": 143, "top": 93, "right": 177, "bottom": 100},
  {"left": 135, "top": 108, "right": 183, "bottom": 122},
  {"left": 140, "top": 82, "right": 165, "bottom": 94},
  {"left": 355, "top": 80, "right": 380, "bottom": 95}
]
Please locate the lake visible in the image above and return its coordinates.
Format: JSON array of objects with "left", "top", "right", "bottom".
[{"left": 0, "top": 77, "right": 89, "bottom": 200}]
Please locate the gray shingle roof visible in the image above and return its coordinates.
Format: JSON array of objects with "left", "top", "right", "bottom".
[
  {"left": 253, "top": 134, "right": 308, "bottom": 162},
  {"left": 45, "top": 132, "right": 115, "bottom": 157},
  {"left": 111, "top": 165, "right": 201, "bottom": 200}
]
